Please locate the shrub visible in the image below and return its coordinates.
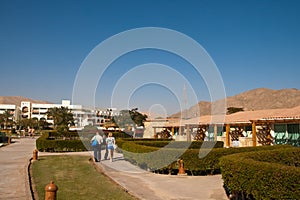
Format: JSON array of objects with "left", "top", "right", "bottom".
[
  {"left": 36, "top": 130, "right": 88, "bottom": 152},
  {"left": 36, "top": 139, "right": 88, "bottom": 152},
  {"left": 36, "top": 130, "right": 132, "bottom": 152},
  {"left": 220, "top": 147, "right": 300, "bottom": 199},
  {"left": 116, "top": 138, "right": 172, "bottom": 150},
  {"left": 0, "top": 131, "right": 9, "bottom": 143},
  {"left": 120, "top": 140, "right": 292, "bottom": 175},
  {"left": 132, "top": 141, "right": 224, "bottom": 149}
]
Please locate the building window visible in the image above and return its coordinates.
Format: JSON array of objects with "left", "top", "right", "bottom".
[
  {"left": 287, "top": 124, "right": 300, "bottom": 146},
  {"left": 274, "top": 124, "right": 286, "bottom": 144}
]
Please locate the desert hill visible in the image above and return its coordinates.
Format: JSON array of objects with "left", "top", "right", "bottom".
[
  {"left": 0, "top": 96, "right": 51, "bottom": 106},
  {"left": 170, "top": 88, "right": 300, "bottom": 118}
]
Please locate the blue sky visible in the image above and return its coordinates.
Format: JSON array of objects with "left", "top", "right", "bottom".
[{"left": 1, "top": 0, "right": 300, "bottom": 115}]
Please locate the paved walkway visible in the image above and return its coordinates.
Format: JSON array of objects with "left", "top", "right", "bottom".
[
  {"left": 94, "top": 153, "right": 228, "bottom": 200},
  {"left": 0, "top": 137, "right": 36, "bottom": 200},
  {"left": 0, "top": 138, "right": 228, "bottom": 200}
]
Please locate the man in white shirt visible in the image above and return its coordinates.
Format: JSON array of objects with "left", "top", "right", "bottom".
[{"left": 91, "top": 131, "right": 103, "bottom": 162}]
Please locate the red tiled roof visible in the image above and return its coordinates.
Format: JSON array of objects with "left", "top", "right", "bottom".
[
  {"left": 151, "top": 106, "right": 300, "bottom": 127},
  {"left": 169, "top": 106, "right": 300, "bottom": 126}
]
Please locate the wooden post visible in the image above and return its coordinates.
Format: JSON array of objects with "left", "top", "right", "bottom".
[
  {"left": 179, "top": 125, "right": 182, "bottom": 136},
  {"left": 33, "top": 149, "right": 38, "bottom": 161},
  {"left": 177, "top": 159, "right": 186, "bottom": 175},
  {"left": 186, "top": 125, "right": 191, "bottom": 141},
  {"left": 226, "top": 124, "right": 230, "bottom": 147},
  {"left": 252, "top": 121, "right": 257, "bottom": 147},
  {"left": 45, "top": 181, "right": 58, "bottom": 200},
  {"left": 153, "top": 127, "right": 157, "bottom": 138},
  {"left": 171, "top": 127, "right": 175, "bottom": 137},
  {"left": 214, "top": 124, "right": 218, "bottom": 141}
]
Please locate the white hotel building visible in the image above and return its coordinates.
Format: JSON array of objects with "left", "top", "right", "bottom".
[{"left": 0, "top": 100, "right": 116, "bottom": 128}]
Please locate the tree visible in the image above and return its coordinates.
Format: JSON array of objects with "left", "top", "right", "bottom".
[
  {"left": 113, "top": 108, "right": 147, "bottom": 129},
  {"left": 17, "top": 118, "right": 35, "bottom": 130},
  {"left": 46, "top": 106, "right": 75, "bottom": 133},
  {"left": 130, "top": 108, "right": 148, "bottom": 127},
  {"left": 0, "top": 110, "right": 13, "bottom": 129},
  {"left": 38, "top": 118, "right": 51, "bottom": 130}
]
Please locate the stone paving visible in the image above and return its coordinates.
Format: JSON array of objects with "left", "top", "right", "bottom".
[
  {"left": 0, "top": 138, "right": 228, "bottom": 200},
  {"left": 0, "top": 138, "right": 35, "bottom": 200}
]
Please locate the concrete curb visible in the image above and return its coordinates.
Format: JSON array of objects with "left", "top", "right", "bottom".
[
  {"left": 25, "top": 157, "right": 33, "bottom": 200},
  {"left": 28, "top": 157, "right": 39, "bottom": 200}
]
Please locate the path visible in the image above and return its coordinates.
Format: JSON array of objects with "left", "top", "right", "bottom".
[
  {"left": 0, "top": 138, "right": 36, "bottom": 200},
  {"left": 95, "top": 151, "right": 228, "bottom": 200},
  {"left": 0, "top": 138, "right": 228, "bottom": 200}
]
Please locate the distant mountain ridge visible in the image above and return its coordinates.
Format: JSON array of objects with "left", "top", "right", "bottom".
[
  {"left": 170, "top": 88, "right": 300, "bottom": 118},
  {"left": 0, "top": 96, "right": 51, "bottom": 106}
]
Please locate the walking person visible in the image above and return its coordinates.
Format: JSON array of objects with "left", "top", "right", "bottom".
[
  {"left": 91, "top": 131, "right": 103, "bottom": 162},
  {"left": 106, "top": 132, "right": 116, "bottom": 162},
  {"left": 102, "top": 133, "right": 109, "bottom": 160},
  {"left": 27, "top": 126, "right": 31, "bottom": 137},
  {"left": 31, "top": 128, "right": 35, "bottom": 138}
]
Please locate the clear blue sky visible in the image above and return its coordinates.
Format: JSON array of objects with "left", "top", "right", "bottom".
[{"left": 1, "top": 0, "right": 300, "bottom": 115}]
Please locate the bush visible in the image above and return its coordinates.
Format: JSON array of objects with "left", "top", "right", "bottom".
[
  {"left": 120, "top": 141, "right": 292, "bottom": 175},
  {"left": 36, "top": 139, "right": 88, "bottom": 152},
  {"left": 0, "top": 132, "right": 9, "bottom": 143},
  {"left": 219, "top": 147, "right": 300, "bottom": 199},
  {"left": 36, "top": 130, "right": 132, "bottom": 152},
  {"left": 116, "top": 138, "right": 173, "bottom": 150},
  {"left": 36, "top": 130, "right": 88, "bottom": 152},
  {"left": 47, "top": 130, "right": 79, "bottom": 139},
  {"left": 132, "top": 141, "right": 224, "bottom": 149}
]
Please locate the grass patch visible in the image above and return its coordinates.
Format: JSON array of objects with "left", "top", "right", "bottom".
[{"left": 31, "top": 155, "right": 136, "bottom": 200}]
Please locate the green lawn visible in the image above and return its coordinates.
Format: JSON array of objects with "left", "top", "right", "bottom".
[{"left": 31, "top": 155, "right": 136, "bottom": 200}]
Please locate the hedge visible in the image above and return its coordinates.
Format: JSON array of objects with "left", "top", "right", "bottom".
[
  {"left": 115, "top": 139, "right": 224, "bottom": 150},
  {"left": 0, "top": 132, "right": 9, "bottom": 143},
  {"left": 131, "top": 141, "right": 224, "bottom": 149},
  {"left": 219, "top": 147, "right": 300, "bottom": 199},
  {"left": 36, "top": 131, "right": 86, "bottom": 152},
  {"left": 36, "top": 130, "right": 133, "bottom": 152},
  {"left": 116, "top": 138, "right": 172, "bottom": 150},
  {"left": 121, "top": 142, "right": 293, "bottom": 175},
  {"left": 36, "top": 139, "right": 89, "bottom": 152}
]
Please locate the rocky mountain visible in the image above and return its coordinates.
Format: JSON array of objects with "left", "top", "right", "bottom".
[
  {"left": 170, "top": 88, "right": 300, "bottom": 118},
  {"left": 0, "top": 96, "right": 51, "bottom": 106}
]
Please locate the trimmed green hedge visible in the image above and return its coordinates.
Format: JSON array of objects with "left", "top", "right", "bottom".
[
  {"left": 36, "top": 130, "right": 133, "bottom": 152},
  {"left": 121, "top": 142, "right": 293, "bottom": 175},
  {"left": 132, "top": 141, "right": 224, "bottom": 149},
  {"left": 36, "top": 131, "right": 89, "bottom": 152},
  {"left": 116, "top": 139, "right": 223, "bottom": 150},
  {"left": 116, "top": 138, "right": 172, "bottom": 150},
  {"left": 219, "top": 147, "right": 300, "bottom": 199},
  {"left": 36, "top": 139, "right": 88, "bottom": 152}
]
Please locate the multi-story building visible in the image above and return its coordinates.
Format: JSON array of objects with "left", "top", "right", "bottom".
[
  {"left": 20, "top": 100, "right": 117, "bottom": 128},
  {"left": 1, "top": 99, "right": 119, "bottom": 129}
]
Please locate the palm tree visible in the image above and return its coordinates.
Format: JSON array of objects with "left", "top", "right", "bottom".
[
  {"left": 38, "top": 118, "right": 50, "bottom": 130},
  {"left": 0, "top": 110, "right": 13, "bottom": 130},
  {"left": 46, "top": 106, "right": 74, "bottom": 133}
]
